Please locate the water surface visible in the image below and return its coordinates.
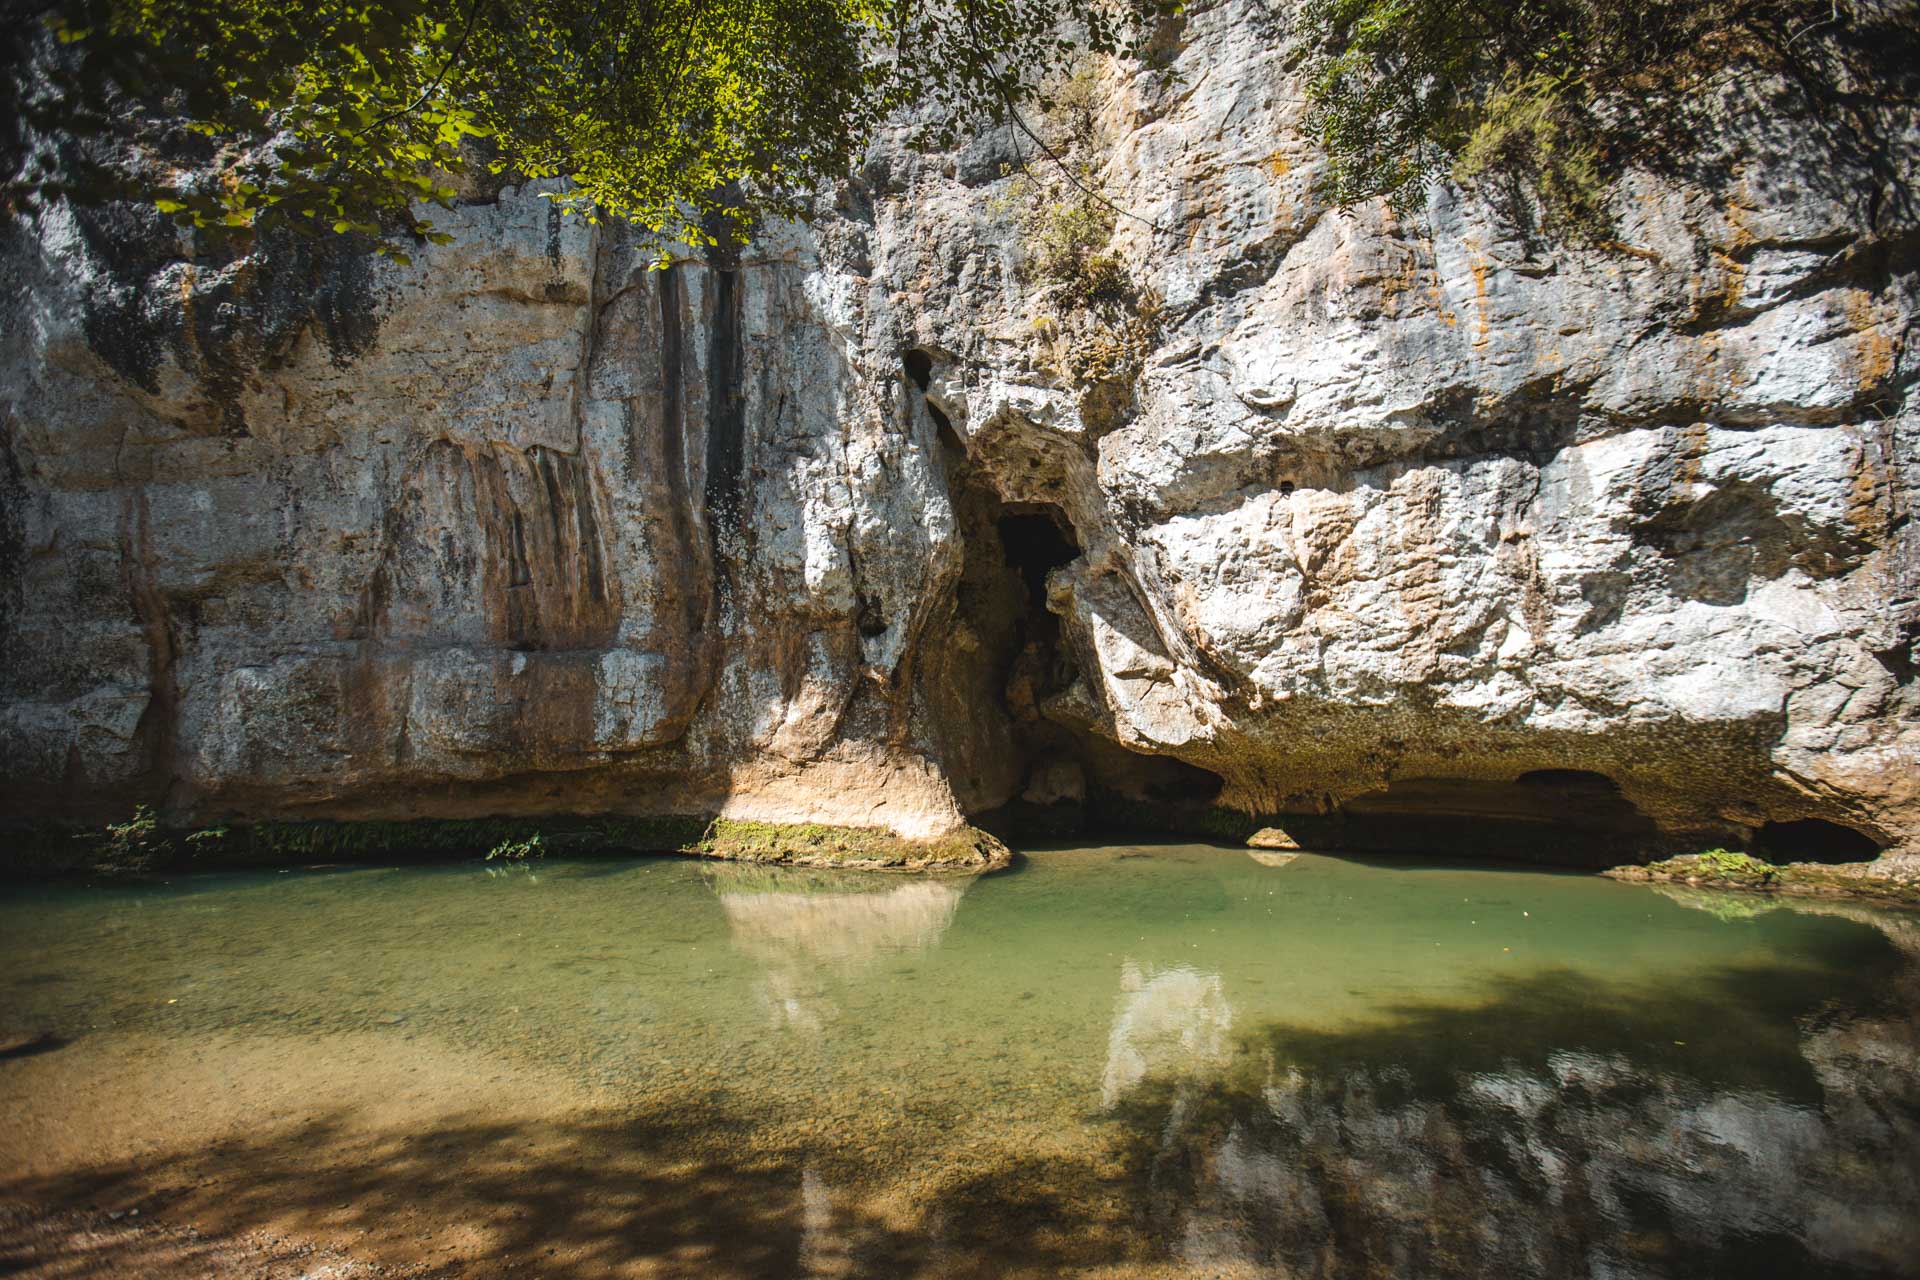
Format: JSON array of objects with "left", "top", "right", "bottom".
[{"left": 2, "top": 844, "right": 1917, "bottom": 1277}]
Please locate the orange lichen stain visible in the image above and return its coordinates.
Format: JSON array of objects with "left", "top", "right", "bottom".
[
  {"left": 1594, "top": 240, "right": 1665, "bottom": 265},
  {"left": 1675, "top": 421, "right": 1710, "bottom": 489},
  {"left": 1845, "top": 290, "right": 1895, "bottom": 388},
  {"left": 1375, "top": 246, "right": 1424, "bottom": 314},
  {"left": 1707, "top": 249, "right": 1747, "bottom": 314},
  {"left": 1846, "top": 437, "right": 1885, "bottom": 543},
  {"left": 1264, "top": 149, "right": 1292, "bottom": 180},
  {"left": 1468, "top": 255, "right": 1491, "bottom": 347}
]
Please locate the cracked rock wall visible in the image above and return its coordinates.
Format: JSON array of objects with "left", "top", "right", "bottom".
[{"left": 2, "top": 1, "right": 1917, "bottom": 859}]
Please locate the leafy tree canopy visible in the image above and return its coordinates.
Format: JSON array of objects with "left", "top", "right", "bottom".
[
  {"left": 2, "top": 0, "right": 1162, "bottom": 262},
  {"left": 1297, "top": 0, "right": 1919, "bottom": 239}
]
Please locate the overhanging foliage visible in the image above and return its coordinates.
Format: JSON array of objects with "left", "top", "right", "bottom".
[{"left": 2, "top": 0, "right": 1163, "bottom": 261}]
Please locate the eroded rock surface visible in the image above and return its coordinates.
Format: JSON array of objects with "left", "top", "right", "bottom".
[{"left": 2, "top": 3, "right": 1917, "bottom": 863}]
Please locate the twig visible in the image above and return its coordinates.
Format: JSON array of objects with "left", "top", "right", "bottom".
[
  {"left": 349, "top": 0, "right": 487, "bottom": 139},
  {"left": 1788, "top": 0, "right": 1842, "bottom": 46},
  {"left": 955, "top": 0, "right": 1159, "bottom": 232},
  {"left": 1003, "top": 96, "right": 1160, "bottom": 232}
]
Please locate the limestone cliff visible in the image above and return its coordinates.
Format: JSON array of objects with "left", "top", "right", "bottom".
[{"left": 2, "top": 2, "right": 1917, "bottom": 866}]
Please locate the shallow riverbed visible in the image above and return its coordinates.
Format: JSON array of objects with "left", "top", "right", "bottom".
[{"left": 2, "top": 844, "right": 1917, "bottom": 1278}]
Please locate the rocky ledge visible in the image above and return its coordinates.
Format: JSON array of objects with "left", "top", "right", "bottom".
[
  {"left": 1604, "top": 850, "right": 1920, "bottom": 907},
  {"left": 10, "top": 815, "right": 1010, "bottom": 878}
]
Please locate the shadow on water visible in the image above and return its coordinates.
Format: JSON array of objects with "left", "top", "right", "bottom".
[
  {"left": 6, "top": 943, "right": 1917, "bottom": 1279},
  {"left": 1268, "top": 847, "right": 1618, "bottom": 878},
  {"left": 0, "top": 1099, "right": 1144, "bottom": 1279},
  {"left": 0, "top": 1033, "right": 68, "bottom": 1062}
]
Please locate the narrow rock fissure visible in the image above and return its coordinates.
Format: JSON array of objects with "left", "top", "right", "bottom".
[{"left": 704, "top": 264, "right": 745, "bottom": 562}]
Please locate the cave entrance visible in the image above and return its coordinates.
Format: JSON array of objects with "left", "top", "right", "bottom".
[
  {"left": 909, "top": 354, "right": 1226, "bottom": 835},
  {"left": 998, "top": 506, "right": 1079, "bottom": 621},
  {"left": 1336, "top": 770, "right": 1658, "bottom": 865},
  {"left": 1753, "top": 818, "right": 1882, "bottom": 864}
]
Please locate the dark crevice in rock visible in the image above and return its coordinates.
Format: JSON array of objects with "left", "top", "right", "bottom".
[
  {"left": 855, "top": 593, "right": 890, "bottom": 638},
  {"left": 902, "top": 348, "right": 933, "bottom": 393},
  {"left": 1330, "top": 772, "right": 1660, "bottom": 864},
  {"left": 927, "top": 400, "right": 962, "bottom": 454},
  {"left": 652, "top": 265, "right": 717, "bottom": 643},
  {"left": 997, "top": 508, "right": 1078, "bottom": 623},
  {"left": 506, "top": 510, "right": 534, "bottom": 588},
  {"left": 1754, "top": 818, "right": 1884, "bottom": 864},
  {"left": 703, "top": 263, "right": 745, "bottom": 558},
  {"left": 930, "top": 443, "right": 1237, "bottom": 839},
  {"left": 1875, "top": 639, "right": 1918, "bottom": 685},
  {"left": 905, "top": 348, "right": 966, "bottom": 452},
  {"left": 120, "top": 487, "right": 180, "bottom": 809},
  {"left": 920, "top": 417, "right": 1107, "bottom": 824}
]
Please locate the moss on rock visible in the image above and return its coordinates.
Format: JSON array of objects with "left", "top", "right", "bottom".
[
  {"left": 1, "top": 812, "right": 1008, "bottom": 877},
  {"left": 694, "top": 820, "right": 1009, "bottom": 872},
  {"left": 1606, "top": 849, "right": 1920, "bottom": 908}
]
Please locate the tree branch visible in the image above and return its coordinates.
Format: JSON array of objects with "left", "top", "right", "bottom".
[{"left": 349, "top": 0, "right": 488, "bottom": 139}]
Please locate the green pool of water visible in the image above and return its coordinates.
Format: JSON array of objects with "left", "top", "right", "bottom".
[{"left": 2, "top": 843, "right": 1917, "bottom": 1277}]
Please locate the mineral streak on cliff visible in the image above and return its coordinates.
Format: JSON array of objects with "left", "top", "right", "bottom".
[{"left": 0, "top": 3, "right": 1915, "bottom": 868}]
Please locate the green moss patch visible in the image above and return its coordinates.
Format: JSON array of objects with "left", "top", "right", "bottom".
[
  {"left": 1607, "top": 849, "right": 1920, "bottom": 908},
  {"left": 694, "top": 820, "right": 1008, "bottom": 872},
  {"left": 1, "top": 813, "right": 1008, "bottom": 877}
]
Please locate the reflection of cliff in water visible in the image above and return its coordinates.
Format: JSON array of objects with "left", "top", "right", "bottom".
[
  {"left": 1102, "top": 962, "right": 1234, "bottom": 1109},
  {"left": 1145, "top": 1048, "right": 1920, "bottom": 1278},
  {"left": 1102, "top": 907, "right": 1920, "bottom": 1279},
  {"left": 707, "top": 867, "right": 969, "bottom": 971},
  {"left": 706, "top": 866, "right": 970, "bottom": 1033}
]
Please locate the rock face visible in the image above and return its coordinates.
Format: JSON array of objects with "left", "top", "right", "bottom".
[{"left": 2, "top": 4, "right": 1917, "bottom": 863}]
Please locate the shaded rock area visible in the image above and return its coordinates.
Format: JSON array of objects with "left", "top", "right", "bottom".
[
  {"left": 0, "top": 1203, "right": 393, "bottom": 1280},
  {"left": 2, "top": 2, "right": 1918, "bottom": 875}
]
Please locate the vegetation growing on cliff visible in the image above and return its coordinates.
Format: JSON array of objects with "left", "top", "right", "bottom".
[
  {"left": 1298, "top": 0, "right": 1920, "bottom": 237},
  {"left": 1000, "top": 61, "right": 1164, "bottom": 423},
  {"left": 3, "top": 0, "right": 1164, "bottom": 260}
]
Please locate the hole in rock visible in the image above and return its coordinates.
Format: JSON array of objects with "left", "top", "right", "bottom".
[
  {"left": 855, "top": 593, "right": 889, "bottom": 638},
  {"left": 902, "top": 349, "right": 933, "bottom": 393},
  {"left": 998, "top": 506, "right": 1079, "bottom": 617},
  {"left": 1338, "top": 772, "right": 1656, "bottom": 865},
  {"left": 919, "top": 445, "right": 1113, "bottom": 828},
  {"left": 927, "top": 400, "right": 962, "bottom": 454},
  {"left": 1753, "top": 818, "right": 1882, "bottom": 864},
  {"left": 1874, "top": 641, "right": 1917, "bottom": 686},
  {"left": 1279, "top": 480, "right": 1295, "bottom": 495}
]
